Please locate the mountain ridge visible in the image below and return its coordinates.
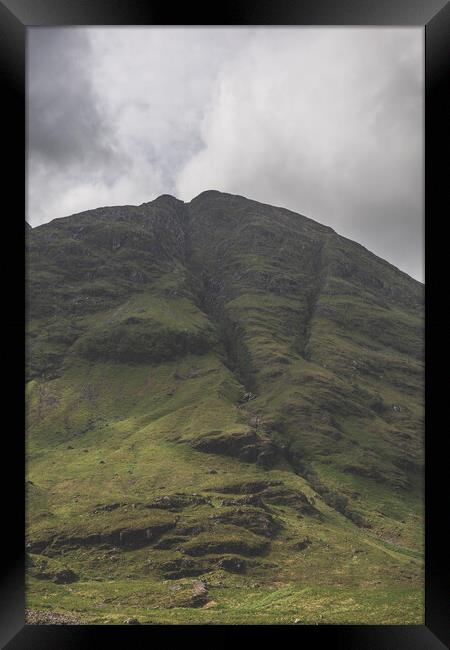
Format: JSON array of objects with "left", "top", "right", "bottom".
[{"left": 28, "top": 189, "right": 423, "bottom": 286}]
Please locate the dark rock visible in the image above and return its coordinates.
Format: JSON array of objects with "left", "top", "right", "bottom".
[
  {"left": 53, "top": 569, "right": 79, "bottom": 584},
  {"left": 217, "top": 557, "right": 247, "bottom": 573},
  {"left": 26, "top": 540, "right": 48, "bottom": 554},
  {"left": 175, "top": 524, "right": 205, "bottom": 536},
  {"left": 145, "top": 493, "right": 211, "bottom": 512},
  {"left": 118, "top": 522, "right": 176, "bottom": 549},
  {"left": 124, "top": 618, "right": 141, "bottom": 624},
  {"left": 239, "top": 444, "right": 258, "bottom": 462},
  {"left": 191, "top": 430, "right": 257, "bottom": 457},
  {"left": 33, "top": 571, "right": 53, "bottom": 581},
  {"left": 28, "top": 520, "right": 177, "bottom": 554},
  {"left": 158, "top": 558, "right": 211, "bottom": 579},
  {"left": 190, "top": 431, "right": 277, "bottom": 466},
  {"left": 262, "top": 486, "right": 320, "bottom": 516},
  {"left": 256, "top": 447, "right": 277, "bottom": 469},
  {"left": 210, "top": 507, "right": 282, "bottom": 538}
]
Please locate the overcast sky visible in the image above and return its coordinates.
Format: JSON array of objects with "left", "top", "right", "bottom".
[{"left": 27, "top": 27, "right": 424, "bottom": 281}]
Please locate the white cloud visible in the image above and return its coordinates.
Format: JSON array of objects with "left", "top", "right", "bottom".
[
  {"left": 176, "top": 29, "right": 423, "bottom": 280},
  {"left": 27, "top": 27, "right": 423, "bottom": 280}
]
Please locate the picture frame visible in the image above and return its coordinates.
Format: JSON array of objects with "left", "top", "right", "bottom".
[{"left": 1, "top": 0, "right": 448, "bottom": 646}]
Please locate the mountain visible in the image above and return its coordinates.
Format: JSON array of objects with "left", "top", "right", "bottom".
[{"left": 25, "top": 190, "right": 424, "bottom": 624}]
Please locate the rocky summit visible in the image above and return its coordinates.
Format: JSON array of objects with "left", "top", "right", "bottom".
[{"left": 26, "top": 190, "right": 424, "bottom": 624}]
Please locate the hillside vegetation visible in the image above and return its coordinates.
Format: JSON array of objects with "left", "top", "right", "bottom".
[{"left": 26, "top": 191, "right": 424, "bottom": 624}]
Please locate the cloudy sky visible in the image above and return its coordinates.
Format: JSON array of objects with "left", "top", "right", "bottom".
[{"left": 27, "top": 27, "right": 424, "bottom": 281}]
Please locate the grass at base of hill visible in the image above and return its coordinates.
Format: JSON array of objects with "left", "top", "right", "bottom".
[{"left": 26, "top": 577, "right": 423, "bottom": 625}]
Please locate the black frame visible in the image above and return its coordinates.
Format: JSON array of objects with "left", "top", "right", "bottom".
[{"left": 2, "top": 0, "right": 449, "bottom": 647}]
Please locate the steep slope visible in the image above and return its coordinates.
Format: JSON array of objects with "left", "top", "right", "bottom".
[{"left": 25, "top": 191, "right": 424, "bottom": 624}]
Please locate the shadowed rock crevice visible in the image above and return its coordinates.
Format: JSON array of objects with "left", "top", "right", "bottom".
[
  {"left": 187, "top": 269, "right": 257, "bottom": 394},
  {"left": 296, "top": 237, "right": 330, "bottom": 361}
]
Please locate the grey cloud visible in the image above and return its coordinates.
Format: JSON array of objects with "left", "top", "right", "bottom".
[
  {"left": 176, "top": 29, "right": 423, "bottom": 280},
  {"left": 27, "top": 28, "right": 423, "bottom": 281},
  {"left": 27, "top": 29, "right": 118, "bottom": 172}
]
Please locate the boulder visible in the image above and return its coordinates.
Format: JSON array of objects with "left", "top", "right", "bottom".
[
  {"left": 53, "top": 569, "right": 79, "bottom": 584},
  {"left": 190, "top": 580, "right": 209, "bottom": 607}
]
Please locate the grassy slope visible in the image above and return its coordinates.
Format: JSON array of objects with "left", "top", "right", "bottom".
[{"left": 25, "top": 191, "right": 424, "bottom": 624}]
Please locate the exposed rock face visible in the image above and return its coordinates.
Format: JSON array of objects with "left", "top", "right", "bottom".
[
  {"left": 260, "top": 486, "right": 320, "bottom": 517},
  {"left": 210, "top": 507, "right": 282, "bottom": 538},
  {"left": 145, "top": 493, "right": 212, "bottom": 512},
  {"left": 33, "top": 568, "right": 79, "bottom": 584},
  {"left": 53, "top": 569, "right": 79, "bottom": 584},
  {"left": 210, "top": 481, "right": 318, "bottom": 517},
  {"left": 157, "top": 558, "right": 212, "bottom": 580},
  {"left": 190, "top": 580, "right": 209, "bottom": 607},
  {"left": 190, "top": 430, "right": 277, "bottom": 467},
  {"left": 217, "top": 557, "right": 247, "bottom": 573},
  {"left": 27, "top": 520, "right": 177, "bottom": 554}
]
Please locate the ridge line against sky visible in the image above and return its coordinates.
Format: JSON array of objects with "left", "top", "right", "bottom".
[{"left": 27, "top": 27, "right": 424, "bottom": 281}]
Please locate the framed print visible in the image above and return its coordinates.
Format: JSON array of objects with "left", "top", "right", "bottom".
[{"left": 1, "top": 0, "right": 448, "bottom": 647}]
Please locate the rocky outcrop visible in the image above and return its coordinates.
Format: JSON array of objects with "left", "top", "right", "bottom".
[
  {"left": 33, "top": 568, "right": 79, "bottom": 584},
  {"left": 210, "top": 507, "right": 282, "bottom": 539},
  {"left": 27, "top": 520, "right": 177, "bottom": 554},
  {"left": 182, "top": 536, "right": 270, "bottom": 558},
  {"left": 156, "top": 558, "right": 212, "bottom": 580},
  {"left": 145, "top": 493, "right": 212, "bottom": 512},
  {"left": 190, "top": 580, "right": 209, "bottom": 607},
  {"left": 217, "top": 556, "right": 247, "bottom": 573},
  {"left": 190, "top": 431, "right": 277, "bottom": 468},
  {"left": 53, "top": 569, "right": 79, "bottom": 584},
  {"left": 261, "top": 486, "right": 320, "bottom": 517},
  {"left": 210, "top": 480, "right": 319, "bottom": 517}
]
